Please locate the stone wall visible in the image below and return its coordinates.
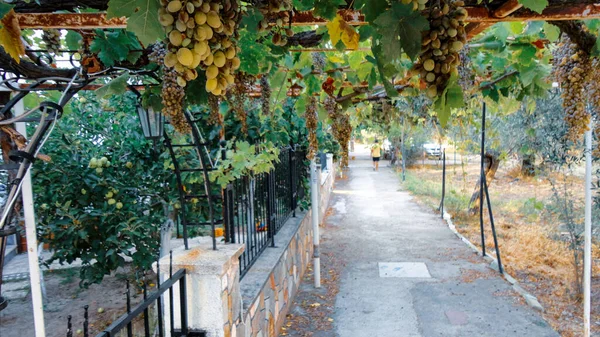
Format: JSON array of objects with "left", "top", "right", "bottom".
[{"left": 230, "top": 164, "right": 336, "bottom": 337}]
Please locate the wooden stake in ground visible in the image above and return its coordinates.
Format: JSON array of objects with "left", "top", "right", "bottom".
[{"left": 468, "top": 151, "right": 499, "bottom": 215}]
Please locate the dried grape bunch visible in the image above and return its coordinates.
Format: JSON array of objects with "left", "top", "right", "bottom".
[
  {"left": 402, "top": 0, "right": 428, "bottom": 11},
  {"left": 312, "top": 52, "right": 326, "bottom": 73},
  {"left": 306, "top": 96, "right": 318, "bottom": 160},
  {"left": 227, "top": 72, "right": 254, "bottom": 134},
  {"left": 207, "top": 93, "right": 221, "bottom": 126},
  {"left": 457, "top": 45, "right": 475, "bottom": 93},
  {"left": 553, "top": 36, "right": 591, "bottom": 139},
  {"left": 43, "top": 29, "right": 61, "bottom": 54},
  {"left": 159, "top": 0, "right": 241, "bottom": 96},
  {"left": 260, "top": 75, "right": 271, "bottom": 117},
  {"left": 257, "top": 0, "right": 294, "bottom": 46},
  {"left": 150, "top": 44, "right": 191, "bottom": 133},
  {"left": 413, "top": 0, "right": 468, "bottom": 99}
]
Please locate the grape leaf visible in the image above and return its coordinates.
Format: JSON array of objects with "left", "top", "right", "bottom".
[
  {"left": 518, "top": 0, "right": 548, "bottom": 14},
  {"left": 354, "top": 0, "right": 388, "bottom": 23},
  {"left": 373, "top": 2, "right": 428, "bottom": 61},
  {"left": 314, "top": 0, "right": 346, "bottom": 20},
  {"left": 293, "top": 0, "right": 315, "bottom": 11},
  {"left": 126, "top": 0, "right": 163, "bottom": 46},
  {"left": 106, "top": 0, "right": 138, "bottom": 19},
  {"left": 237, "top": 30, "right": 272, "bottom": 75},
  {"left": 327, "top": 16, "right": 359, "bottom": 50},
  {"left": 371, "top": 44, "right": 398, "bottom": 97},
  {"left": 95, "top": 73, "right": 130, "bottom": 99},
  {"left": 0, "top": 10, "right": 24, "bottom": 62},
  {"left": 240, "top": 8, "right": 264, "bottom": 34},
  {"left": 65, "top": 31, "right": 82, "bottom": 51},
  {"left": 434, "top": 74, "right": 464, "bottom": 127},
  {"left": 542, "top": 22, "right": 559, "bottom": 42},
  {"left": 90, "top": 30, "right": 141, "bottom": 66},
  {"left": 0, "top": 3, "right": 13, "bottom": 22}
]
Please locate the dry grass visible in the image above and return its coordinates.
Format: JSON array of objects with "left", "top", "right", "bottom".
[{"left": 402, "top": 161, "right": 599, "bottom": 337}]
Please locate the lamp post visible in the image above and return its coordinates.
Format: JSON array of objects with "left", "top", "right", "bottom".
[{"left": 136, "top": 104, "right": 164, "bottom": 140}]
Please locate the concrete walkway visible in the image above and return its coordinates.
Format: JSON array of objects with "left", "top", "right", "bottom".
[{"left": 323, "top": 145, "right": 558, "bottom": 337}]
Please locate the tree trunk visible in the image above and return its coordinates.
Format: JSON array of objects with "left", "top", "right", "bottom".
[
  {"left": 521, "top": 154, "right": 536, "bottom": 177},
  {"left": 468, "top": 151, "right": 500, "bottom": 215}
]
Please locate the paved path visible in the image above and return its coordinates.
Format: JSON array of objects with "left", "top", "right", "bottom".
[{"left": 323, "top": 145, "right": 558, "bottom": 337}]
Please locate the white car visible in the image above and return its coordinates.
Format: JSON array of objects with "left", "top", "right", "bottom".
[{"left": 423, "top": 143, "right": 442, "bottom": 158}]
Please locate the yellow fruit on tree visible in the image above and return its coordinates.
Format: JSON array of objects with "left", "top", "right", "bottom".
[
  {"left": 177, "top": 76, "right": 187, "bottom": 87},
  {"left": 177, "top": 48, "right": 194, "bottom": 66},
  {"left": 164, "top": 52, "right": 178, "bottom": 67},
  {"left": 231, "top": 57, "right": 240, "bottom": 70},
  {"left": 169, "top": 30, "right": 183, "bottom": 46},
  {"left": 203, "top": 53, "right": 214, "bottom": 66},
  {"left": 211, "top": 86, "right": 222, "bottom": 96},
  {"left": 206, "top": 78, "right": 218, "bottom": 91},
  {"left": 194, "top": 41, "right": 208, "bottom": 55},
  {"left": 213, "top": 51, "right": 226, "bottom": 67},
  {"left": 206, "top": 65, "right": 219, "bottom": 79},
  {"left": 225, "top": 46, "right": 236, "bottom": 59},
  {"left": 159, "top": 13, "right": 175, "bottom": 26},
  {"left": 191, "top": 52, "right": 202, "bottom": 68}
]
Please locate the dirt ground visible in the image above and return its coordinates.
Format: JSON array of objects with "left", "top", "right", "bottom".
[
  {"left": 403, "top": 157, "right": 600, "bottom": 337},
  {"left": 0, "top": 267, "right": 157, "bottom": 337}
]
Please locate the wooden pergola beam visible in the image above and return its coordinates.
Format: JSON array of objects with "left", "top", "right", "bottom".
[
  {"left": 466, "top": 0, "right": 523, "bottom": 38},
  {"left": 16, "top": 4, "right": 600, "bottom": 29}
]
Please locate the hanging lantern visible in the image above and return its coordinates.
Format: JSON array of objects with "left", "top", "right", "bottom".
[{"left": 136, "top": 104, "right": 164, "bottom": 140}]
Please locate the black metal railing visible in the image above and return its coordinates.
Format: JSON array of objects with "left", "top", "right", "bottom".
[
  {"left": 223, "top": 146, "right": 307, "bottom": 278},
  {"left": 67, "top": 253, "right": 203, "bottom": 337}
]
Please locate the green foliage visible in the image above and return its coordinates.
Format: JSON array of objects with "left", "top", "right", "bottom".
[
  {"left": 433, "top": 74, "right": 464, "bottom": 127},
  {"left": 313, "top": 0, "right": 346, "bottom": 20},
  {"left": 373, "top": 3, "right": 429, "bottom": 61},
  {"left": 210, "top": 141, "right": 280, "bottom": 187},
  {"left": 517, "top": 0, "right": 548, "bottom": 14},
  {"left": 65, "top": 31, "right": 82, "bottom": 51},
  {"left": 355, "top": 0, "right": 388, "bottom": 23},
  {"left": 0, "top": 3, "right": 12, "bottom": 21},
  {"left": 106, "top": 0, "right": 163, "bottom": 46},
  {"left": 89, "top": 30, "right": 142, "bottom": 67},
  {"left": 95, "top": 73, "right": 130, "bottom": 99},
  {"left": 34, "top": 92, "right": 173, "bottom": 286}
]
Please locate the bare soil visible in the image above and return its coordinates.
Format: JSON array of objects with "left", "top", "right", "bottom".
[{"left": 0, "top": 267, "right": 158, "bottom": 337}]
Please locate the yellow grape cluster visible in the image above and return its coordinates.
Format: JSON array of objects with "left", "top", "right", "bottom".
[
  {"left": 414, "top": 0, "right": 468, "bottom": 99},
  {"left": 306, "top": 96, "right": 318, "bottom": 160},
  {"left": 158, "top": 0, "right": 241, "bottom": 96},
  {"left": 401, "top": 0, "right": 428, "bottom": 11},
  {"left": 207, "top": 93, "right": 221, "bottom": 126},
  {"left": 326, "top": 97, "right": 351, "bottom": 167},
  {"left": 43, "top": 29, "right": 61, "bottom": 54},
  {"left": 553, "top": 37, "right": 591, "bottom": 139},
  {"left": 227, "top": 73, "right": 254, "bottom": 134},
  {"left": 257, "top": 0, "right": 294, "bottom": 46},
  {"left": 150, "top": 44, "right": 190, "bottom": 133}
]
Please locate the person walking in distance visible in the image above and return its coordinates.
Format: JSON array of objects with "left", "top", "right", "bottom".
[{"left": 371, "top": 139, "right": 382, "bottom": 171}]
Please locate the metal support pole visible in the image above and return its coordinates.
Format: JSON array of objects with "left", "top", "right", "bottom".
[
  {"left": 483, "top": 176, "right": 503, "bottom": 274},
  {"left": 401, "top": 116, "right": 406, "bottom": 182},
  {"left": 440, "top": 149, "right": 446, "bottom": 218},
  {"left": 583, "top": 120, "right": 592, "bottom": 337},
  {"left": 479, "top": 102, "right": 487, "bottom": 256},
  {"left": 15, "top": 97, "right": 46, "bottom": 337},
  {"left": 310, "top": 160, "right": 321, "bottom": 288}
]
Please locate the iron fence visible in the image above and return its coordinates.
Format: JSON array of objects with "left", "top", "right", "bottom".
[
  {"left": 223, "top": 146, "right": 307, "bottom": 278},
  {"left": 66, "top": 253, "right": 203, "bottom": 337}
]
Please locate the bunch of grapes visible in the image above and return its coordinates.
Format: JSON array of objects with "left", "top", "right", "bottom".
[
  {"left": 401, "top": 0, "right": 428, "bottom": 11},
  {"left": 227, "top": 72, "right": 254, "bottom": 134},
  {"left": 207, "top": 93, "right": 221, "bottom": 126},
  {"left": 306, "top": 96, "right": 318, "bottom": 160},
  {"left": 413, "top": 0, "right": 468, "bottom": 99},
  {"left": 158, "top": 0, "right": 241, "bottom": 96},
  {"left": 312, "top": 52, "right": 326, "bottom": 73},
  {"left": 150, "top": 44, "right": 190, "bottom": 133},
  {"left": 43, "top": 29, "right": 61, "bottom": 54},
  {"left": 553, "top": 36, "right": 591, "bottom": 139},
  {"left": 260, "top": 75, "right": 271, "bottom": 117},
  {"left": 256, "top": 0, "right": 294, "bottom": 46},
  {"left": 457, "top": 46, "right": 475, "bottom": 93},
  {"left": 326, "top": 97, "right": 350, "bottom": 167}
]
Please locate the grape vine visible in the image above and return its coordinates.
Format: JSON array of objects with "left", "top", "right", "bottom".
[
  {"left": 414, "top": 0, "right": 468, "bottom": 99},
  {"left": 158, "top": 0, "right": 241, "bottom": 96}
]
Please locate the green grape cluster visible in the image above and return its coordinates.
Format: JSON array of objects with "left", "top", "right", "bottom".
[
  {"left": 158, "top": 0, "right": 241, "bottom": 96},
  {"left": 257, "top": 0, "right": 294, "bottom": 46},
  {"left": 260, "top": 75, "right": 271, "bottom": 117},
  {"left": 401, "top": 0, "right": 428, "bottom": 11},
  {"left": 414, "top": 0, "right": 468, "bottom": 99},
  {"left": 553, "top": 37, "right": 591, "bottom": 139},
  {"left": 306, "top": 96, "right": 318, "bottom": 160},
  {"left": 457, "top": 46, "right": 474, "bottom": 93},
  {"left": 43, "top": 29, "right": 61, "bottom": 54},
  {"left": 150, "top": 44, "right": 190, "bottom": 133}
]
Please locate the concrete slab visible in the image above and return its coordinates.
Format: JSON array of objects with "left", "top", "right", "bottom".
[{"left": 378, "top": 262, "right": 431, "bottom": 278}]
